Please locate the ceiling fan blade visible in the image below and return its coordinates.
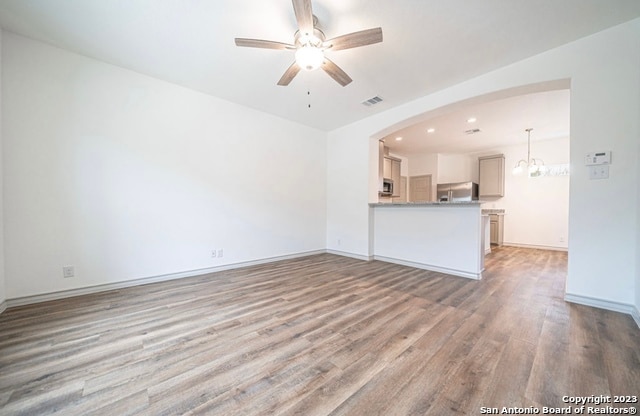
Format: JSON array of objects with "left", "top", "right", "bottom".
[
  {"left": 324, "top": 27, "right": 383, "bottom": 51},
  {"left": 235, "top": 38, "right": 294, "bottom": 50},
  {"left": 277, "top": 62, "right": 301, "bottom": 86},
  {"left": 321, "top": 58, "right": 352, "bottom": 87},
  {"left": 292, "top": 0, "right": 314, "bottom": 35}
]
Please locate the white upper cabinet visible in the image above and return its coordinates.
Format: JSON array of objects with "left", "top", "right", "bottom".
[
  {"left": 390, "top": 158, "right": 401, "bottom": 197},
  {"left": 383, "top": 157, "right": 392, "bottom": 179}
]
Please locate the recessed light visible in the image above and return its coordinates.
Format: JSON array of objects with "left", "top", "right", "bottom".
[
  {"left": 395, "top": 136, "right": 403, "bottom": 141},
  {"left": 467, "top": 117, "right": 477, "bottom": 123},
  {"left": 426, "top": 128, "right": 435, "bottom": 133}
]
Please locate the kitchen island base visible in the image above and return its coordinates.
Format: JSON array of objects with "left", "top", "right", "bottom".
[{"left": 370, "top": 202, "right": 485, "bottom": 279}]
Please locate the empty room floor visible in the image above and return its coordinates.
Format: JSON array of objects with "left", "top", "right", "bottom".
[{"left": 0, "top": 247, "right": 639, "bottom": 415}]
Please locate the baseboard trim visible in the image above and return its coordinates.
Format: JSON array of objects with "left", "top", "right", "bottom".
[
  {"left": 5, "top": 250, "right": 326, "bottom": 309},
  {"left": 503, "top": 242, "right": 568, "bottom": 252},
  {"left": 0, "top": 300, "right": 7, "bottom": 315},
  {"left": 565, "top": 293, "right": 640, "bottom": 329},
  {"left": 633, "top": 306, "right": 640, "bottom": 329},
  {"left": 325, "top": 249, "right": 372, "bottom": 262},
  {"left": 373, "top": 255, "right": 482, "bottom": 280}
]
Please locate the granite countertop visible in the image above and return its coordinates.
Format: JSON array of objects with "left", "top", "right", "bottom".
[
  {"left": 481, "top": 209, "right": 505, "bottom": 215},
  {"left": 370, "top": 201, "right": 483, "bottom": 207}
]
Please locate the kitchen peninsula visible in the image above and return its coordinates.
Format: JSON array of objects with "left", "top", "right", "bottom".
[{"left": 369, "top": 201, "right": 485, "bottom": 279}]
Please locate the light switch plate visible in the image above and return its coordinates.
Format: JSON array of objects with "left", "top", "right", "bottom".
[{"left": 589, "top": 165, "right": 609, "bottom": 180}]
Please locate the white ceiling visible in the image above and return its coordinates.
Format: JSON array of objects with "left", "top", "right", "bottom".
[
  {"left": 383, "top": 88, "right": 571, "bottom": 156},
  {"left": 0, "top": 0, "right": 638, "bottom": 152}
]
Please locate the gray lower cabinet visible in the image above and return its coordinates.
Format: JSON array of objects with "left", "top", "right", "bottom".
[{"left": 489, "top": 214, "right": 504, "bottom": 246}]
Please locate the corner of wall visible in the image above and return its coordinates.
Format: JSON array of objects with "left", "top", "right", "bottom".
[
  {"left": 0, "top": 28, "right": 6, "bottom": 311},
  {"left": 633, "top": 305, "right": 640, "bottom": 329},
  {"left": 635, "top": 24, "right": 640, "bottom": 330},
  {"left": 636, "top": 125, "right": 640, "bottom": 328}
]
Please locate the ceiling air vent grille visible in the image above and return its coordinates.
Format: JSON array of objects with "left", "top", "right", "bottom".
[
  {"left": 362, "top": 96, "right": 383, "bottom": 106},
  {"left": 464, "top": 128, "right": 482, "bottom": 134}
]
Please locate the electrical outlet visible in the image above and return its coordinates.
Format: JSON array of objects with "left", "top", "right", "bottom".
[
  {"left": 63, "top": 266, "right": 74, "bottom": 278},
  {"left": 211, "top": 250, "right": 217, "bottom": 258},
  {"left": 217, "top": 249, "right": 223, "bottom": 258}
]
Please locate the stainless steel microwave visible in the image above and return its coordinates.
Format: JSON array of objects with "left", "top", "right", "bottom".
[{"left": 381, "top": 178, "right": 393, "bottom": 196}]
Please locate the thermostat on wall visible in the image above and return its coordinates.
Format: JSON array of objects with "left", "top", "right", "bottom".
[{"left": 585, "top": 151, "right": 611, "bottom": 166}]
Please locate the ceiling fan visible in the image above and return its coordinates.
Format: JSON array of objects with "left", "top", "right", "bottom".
[{"left": 234, "top": 0, "right": 383, "bottom": 87}]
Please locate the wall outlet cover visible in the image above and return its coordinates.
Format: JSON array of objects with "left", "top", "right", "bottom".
[{"left": 63, "top": 266, "right": 75, "bottom": 278}]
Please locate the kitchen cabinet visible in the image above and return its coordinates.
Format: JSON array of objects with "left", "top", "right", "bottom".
[
  {"left": 479, "top": 154, "right": 505, "bottom": 197},
  {"left": 383, "top": 156, "right": 402, "bottom": 197},
  {"left": 393, "top": 176, "right": 407, "bottom": 202},
  {"left": 383, "top": 157, "right": 392, "bottom": 179},
  {"left": 489, "top": 214, "right": 504, "bottom": 246},
  {"left": 391, "top": 159, "right": 401, "bottom": 197}
]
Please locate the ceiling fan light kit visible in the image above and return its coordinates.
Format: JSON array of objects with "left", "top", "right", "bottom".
[
  {"left": 295, "top": 44, "right": 324, "bottom": 71},
  {"left": 234, "top": 0, "right": 382, "bottom": 87}
]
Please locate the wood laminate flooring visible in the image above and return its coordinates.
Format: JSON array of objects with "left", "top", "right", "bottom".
[{"left": 1, "top": 247, "right": 639, "bottom": 415}]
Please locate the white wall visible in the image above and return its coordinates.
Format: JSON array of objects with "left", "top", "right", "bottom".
[
  {"left": 2, "top": 32, "right": 327, "bottom": 299},
  {"left": 0, "top": 28, "right": 5, "bottom": 308},
  {"left": 326, "top": 19, "right": 640, "bottom": 308},
  {"left": 407, "top": 153, "right": 438, "bottom": 178},
  {"left": 637, "top": 149, "right": 640, "bottom": 320},
  {"left": 564, "top": 21, "right": 638, "bottom": 308},
  {"left": 636, "top": 66, "right": 640, "bottom": 322},
  {"left": 437, "top": 154, "right": 475, "bottom": 184},
  {"left": 326, "top": 123, "right": 371, "bottom": 257},
  {"left": 637, "top": 145, "right": 640, "bottom": 320},
  {"left": 476, "top": 137, "right": 570, "bottom": 250},
  {"left": 406, "top": 153, "right": 438, "bottom": 201}
]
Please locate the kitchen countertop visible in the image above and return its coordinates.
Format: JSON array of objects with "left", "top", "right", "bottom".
[
  {"left": 370, "top": 201, "right": 483, "bottom": 207},
  {"left": 481, "top": 209, "right": 505, "bottom": 215}
]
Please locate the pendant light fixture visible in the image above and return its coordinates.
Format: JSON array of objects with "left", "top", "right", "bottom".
[{"left": 512, "top": 128, "right": 545, "bottom": 176}]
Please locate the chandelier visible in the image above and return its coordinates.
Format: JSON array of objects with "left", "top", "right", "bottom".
[{"left": 512, "top": 128, "right": 545, "bottom": 176}]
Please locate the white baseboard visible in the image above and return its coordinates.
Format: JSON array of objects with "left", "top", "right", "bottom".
[
  {"left": 4, "top": 250, "right": 326, "bottom": 310},
  {"left": 373, "top": 255, "right": 482, "bottom": 280},
  {"left": 325, "top": 249, "right": 372, "bottom": 261},
  {"left": 565, "top": 293, "right": 640, "bottom": 329},
  {"left": 503, "top": 242, "right": 568, "bottom": 252},
  {"left": 328, "top": 250, "right": 482, "bottom": 280},
  {"left": 5, "top": 250, "right": 635, "bottom": 332},
  {"left": 633, "top": 305, "right": 640, "bottom": 329}
]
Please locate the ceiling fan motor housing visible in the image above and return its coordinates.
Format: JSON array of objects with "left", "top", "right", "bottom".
[{"left": 294, "top": 23, "right": 326, "bottom": 48}]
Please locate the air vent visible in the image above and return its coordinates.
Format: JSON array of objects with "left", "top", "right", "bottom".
[
  {"left": 464, "top": 128, "right": 482, "bottom": 134},
  {"left": 362, "top": 96, "right": 383, "bottom": 106}
]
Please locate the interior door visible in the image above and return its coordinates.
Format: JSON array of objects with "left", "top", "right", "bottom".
[{"left": 409, "top": 175, "right": 432, "bottom": 202}]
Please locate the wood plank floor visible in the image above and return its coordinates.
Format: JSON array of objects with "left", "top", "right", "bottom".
[{"left": 1, "top": 247, "right": 639, "bottom": 415}]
